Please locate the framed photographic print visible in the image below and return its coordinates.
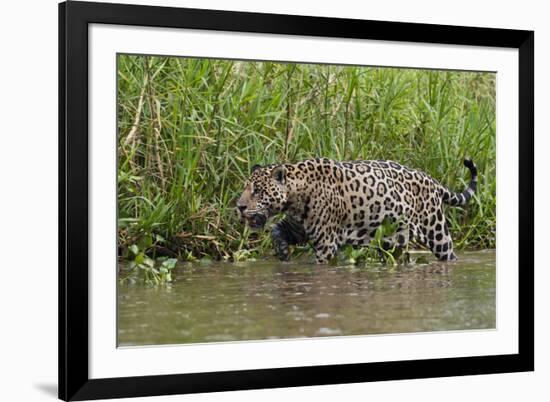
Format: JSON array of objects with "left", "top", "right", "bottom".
[{"left": 59, "top": 1, "right": 534, "bottom": 400}]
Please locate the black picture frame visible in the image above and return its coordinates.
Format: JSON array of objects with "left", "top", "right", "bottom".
[{"left": 59, "top": 1, "right": 534, "bottom": 400}]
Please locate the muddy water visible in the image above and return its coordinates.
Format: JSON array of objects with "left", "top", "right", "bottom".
[{"left": 117, "top": 250, "right": 495, "bottom": 346}]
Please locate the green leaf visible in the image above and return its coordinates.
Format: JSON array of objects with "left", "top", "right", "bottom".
[
  {"left": 134, "top": 252, "right": 144, "bottom": 265},
  {"left": 374, "top": 226, "right": 383, "bottom": 243},
  {"left": 129, "top": 244, "right": 139, "bottom": 255},
  {"left": 161, "top": 258, "right": 177, "bottom": 270}
]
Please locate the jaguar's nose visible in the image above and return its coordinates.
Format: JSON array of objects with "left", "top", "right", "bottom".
[{"left": 237, "top": 205, "right": 247, "bottom": 214}]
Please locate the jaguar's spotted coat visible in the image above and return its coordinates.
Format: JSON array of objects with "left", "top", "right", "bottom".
[{"left": 237, "top": 158, "right": 477, "bottom": 264}]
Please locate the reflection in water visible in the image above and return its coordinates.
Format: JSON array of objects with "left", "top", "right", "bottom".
[{"left": 117, "top": 250, "right": 495, "bottom": 346}]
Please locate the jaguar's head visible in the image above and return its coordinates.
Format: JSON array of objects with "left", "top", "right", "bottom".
[{"left": 236, "top": 164, "right": 289, "bottom": 229}]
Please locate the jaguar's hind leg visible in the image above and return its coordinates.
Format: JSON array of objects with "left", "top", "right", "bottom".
[{"left": 427, "top": 221, "right": 457, "bottom": 261}]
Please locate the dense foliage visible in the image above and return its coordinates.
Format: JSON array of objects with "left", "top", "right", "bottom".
[{"left": 117, "top": 55, "right": 496, "bottom": 262}]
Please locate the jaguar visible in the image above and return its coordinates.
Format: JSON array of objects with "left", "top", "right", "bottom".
[{"left": 236, "top": 157, "right": 477, "bottom": 264}]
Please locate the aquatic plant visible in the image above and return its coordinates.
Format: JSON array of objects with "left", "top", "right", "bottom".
[{"left": 120, "top": 244, "right": 177, "bottom": 285}]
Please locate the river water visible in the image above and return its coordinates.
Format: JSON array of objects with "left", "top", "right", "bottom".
[{"left": 117, "top": 250, "right": 495, "bottom": 346}]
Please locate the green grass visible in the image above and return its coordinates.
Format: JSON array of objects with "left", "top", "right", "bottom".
[{"left": 117, "top": 54, "right": 496, "bottom": 261}]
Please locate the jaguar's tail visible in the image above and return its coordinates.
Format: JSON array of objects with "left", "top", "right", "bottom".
[{"left": 441, "top": 159, "right": 478, "bottom": 206}]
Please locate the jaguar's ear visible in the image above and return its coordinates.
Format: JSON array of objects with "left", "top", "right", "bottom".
[
  {"left": 271, "top": 165, "right": 286, "bottom": 184},
  {"left": 251, "top": 164, "right": 262, "bottom": 174}
]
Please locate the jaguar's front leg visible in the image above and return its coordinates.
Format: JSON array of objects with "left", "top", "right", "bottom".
[
  {"left": 272, "top": 223, "right": 291, "bottom": 261},
  {"left": 313, "top": 232, "right": 339, "bottom": 264},
  {"left": 271, "top": 219, "right": 307, "bottom": 261}
]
